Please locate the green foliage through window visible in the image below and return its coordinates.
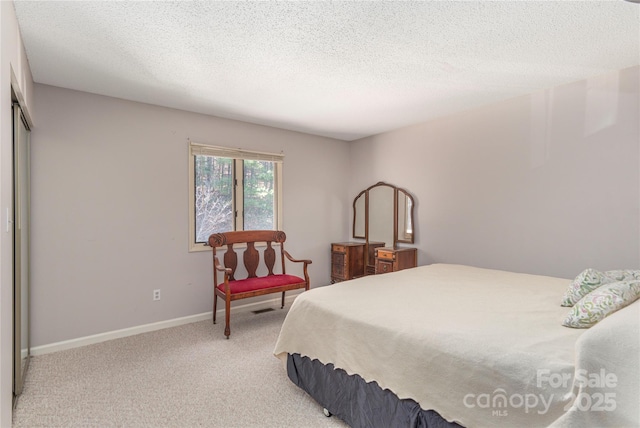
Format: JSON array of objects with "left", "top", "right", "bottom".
[
  {"left": 194, "top": 156, "right": 276, "bottom": 243},
  {"left": 243, "top": 160, "right": 275, "bottom": 230}
]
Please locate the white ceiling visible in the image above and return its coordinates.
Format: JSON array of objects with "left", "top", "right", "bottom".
[{"left": 13, "top": 1, "right": 640, "bottom": 141}]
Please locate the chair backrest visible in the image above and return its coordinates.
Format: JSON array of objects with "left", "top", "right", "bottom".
[{"left": 208, "top": 230, "right": 287, "bottom": 284}]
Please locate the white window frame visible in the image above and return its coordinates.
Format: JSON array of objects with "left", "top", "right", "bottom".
[{"left": 188, "top": 141, "right": 284, "bottom": 252}]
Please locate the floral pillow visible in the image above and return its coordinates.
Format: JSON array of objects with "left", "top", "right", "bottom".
[
  {"left": 562, "top": 280, "right": 640, "bottom": 328},
  {"left": 561, "top": 268, "right": 640, "bottom": 307},
  {"left": 602, "top": 269, "right": 640, "bottom": 282}
]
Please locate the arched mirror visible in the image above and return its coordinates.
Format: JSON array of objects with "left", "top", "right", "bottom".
[
  {"left": 397, "top": 189, "right": 414, "bottom": 244},
  {"left": 352, "top": 182, "right": 415, "bottom": 273}
]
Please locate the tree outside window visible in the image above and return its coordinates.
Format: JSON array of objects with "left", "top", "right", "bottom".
[{"left": 189, "top": 142, "right": 283, "bottom": 251}]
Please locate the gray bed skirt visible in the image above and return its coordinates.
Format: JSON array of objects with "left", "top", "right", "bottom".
[{"left": 287, "top": 353, "right": 463, "bottom": 428}]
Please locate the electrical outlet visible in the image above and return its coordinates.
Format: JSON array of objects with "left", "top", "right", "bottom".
[{"left": 153, "top": 289, "right": 161, "bottom": 301}]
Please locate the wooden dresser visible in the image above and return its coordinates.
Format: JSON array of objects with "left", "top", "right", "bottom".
[
  {"left": 331, "top": 242, "right": 365, "bottom": 283},
  {"left": 375, "top": 247, "right": 417, "bottom": 274}
]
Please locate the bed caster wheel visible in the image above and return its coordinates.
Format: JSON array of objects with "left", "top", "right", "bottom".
[{"left": 323, "top": 408, "right": 332, "bottom": 417}]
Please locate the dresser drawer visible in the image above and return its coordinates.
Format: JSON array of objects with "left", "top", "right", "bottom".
[
  {"left": 332, "top": 244, "right": 346, "bottom": 253},
  {"left": 376, "top": 260, "right": 394, "bottom": 274},
  {"left": 376, "top": 249, "right": 395, "bottom": 260}
]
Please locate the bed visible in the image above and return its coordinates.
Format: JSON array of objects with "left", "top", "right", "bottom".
[{"left": 273, "top": 264, "right": 640, "bottom": 428}]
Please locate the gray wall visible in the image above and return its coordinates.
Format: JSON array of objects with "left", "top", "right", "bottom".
[
  {"left": 349, "top": 67, "right": 640, "bottom": 279},
  {"left": 30, "top": 84, "right": 350, "bottom": 347},
  {"left": 29, "top": 66, "right": 640, "bottom": 350}
]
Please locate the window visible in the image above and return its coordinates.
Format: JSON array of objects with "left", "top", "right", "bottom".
[{"left": 188, "top": 141, "right": 283, "bottom": 251}]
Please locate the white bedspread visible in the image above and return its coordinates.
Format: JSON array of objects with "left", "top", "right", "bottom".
[{"left": 274, "top": 264, "right": 639, "bottom": 427}]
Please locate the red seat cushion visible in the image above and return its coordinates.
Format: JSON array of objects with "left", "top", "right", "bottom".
[{"left": 217, "top": 274, "right": 305, "bottom": 294}]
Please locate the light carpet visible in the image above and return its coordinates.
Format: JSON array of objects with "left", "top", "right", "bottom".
[{"left": 13, "top": 308, "right": 348, "bottom": 428}]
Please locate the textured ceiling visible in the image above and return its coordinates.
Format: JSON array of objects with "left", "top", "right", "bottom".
[{"left": 13, "top": 1, "right": 640, "bottom": 141}]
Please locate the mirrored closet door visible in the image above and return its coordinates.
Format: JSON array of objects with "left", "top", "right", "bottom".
[{"left": 13, "top": 102, "right": 31, "bottom": 402}]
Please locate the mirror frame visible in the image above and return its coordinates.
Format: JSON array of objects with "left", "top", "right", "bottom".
[
  {"left": 352, "top": 190, "right": 366, "bottom": 240},
  {"left": 352, "top": 181, "right": 415, "bottom": 269}
]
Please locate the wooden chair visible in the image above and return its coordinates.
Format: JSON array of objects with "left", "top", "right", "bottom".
[{"left": 208, "top": 230, "right": 311, "bottom": 338}]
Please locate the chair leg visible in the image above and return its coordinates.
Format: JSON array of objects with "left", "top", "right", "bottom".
[
  {"left": 213, "top": 293, "right": 218, "bottom": 324},
  {"left": 281, "top": 291, "right": 285, "bottom": 309},
  {"left": 224, "top": 297, "right": 231, "bottom": 339}
]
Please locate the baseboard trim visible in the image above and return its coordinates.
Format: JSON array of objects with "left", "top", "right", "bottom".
[{"left": 31, "top": 292, "right": 301, "bottom": 356}]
